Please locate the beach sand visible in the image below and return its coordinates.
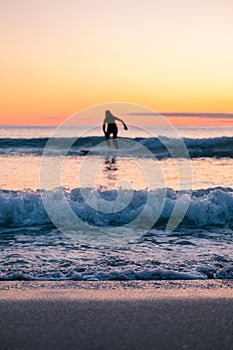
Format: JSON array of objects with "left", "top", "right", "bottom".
[{"left": 0, "top": 280, "right": 232, "bottom": 350}]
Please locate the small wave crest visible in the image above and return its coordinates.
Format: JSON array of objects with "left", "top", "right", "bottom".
[
  {"left": 1, "top": 265, "right": 233, "bottom": 281},
  {"left": 0, "top": 136, "right": 232, "bottom": 158}
]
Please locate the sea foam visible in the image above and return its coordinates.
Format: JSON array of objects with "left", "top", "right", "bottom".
[{"left": 0, "top": 187, "right": 232, "bottom": 229}]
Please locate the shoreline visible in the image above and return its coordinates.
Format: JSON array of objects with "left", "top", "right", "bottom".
[
  {"left": 0, "top": 280, "right": 233, "bottom": 350},
  {"left": 0, "top": 279, "right": 233, "bottom": 300}
]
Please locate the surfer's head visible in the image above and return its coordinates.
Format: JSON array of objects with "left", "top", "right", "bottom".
[{"left": 105, "top": 110, "right": 112, "bottom": 117}]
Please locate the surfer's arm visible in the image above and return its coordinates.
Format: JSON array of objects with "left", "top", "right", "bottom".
[
  {"left": 103, "top": 123, "right": 106, "bottom": 134},
  {"left": 114, "top": 116, "right": 128, "bottom": 130}
]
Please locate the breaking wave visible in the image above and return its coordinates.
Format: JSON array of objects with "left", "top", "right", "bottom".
[{"left": 0, "top": 187, "right": 232, "bottom": 229}]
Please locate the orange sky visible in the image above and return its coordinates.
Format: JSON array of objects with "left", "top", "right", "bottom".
[{"left": 1, "top": 0, "right": 233, "bottom": 126}]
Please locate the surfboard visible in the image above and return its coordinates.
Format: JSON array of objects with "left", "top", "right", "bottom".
[
  {"left": 81, "top": 149, "right": 101, "bottom": 156},
  {"left": 80, "top": 146, "right": 117, "bottom": 156},
  {"left": 80, "top": 149, "right": 91, "bottom": 155}
]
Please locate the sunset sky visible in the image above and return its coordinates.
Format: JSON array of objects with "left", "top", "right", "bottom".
[{"left": 1, "top": 0, "right": 233, "bottom": 126}]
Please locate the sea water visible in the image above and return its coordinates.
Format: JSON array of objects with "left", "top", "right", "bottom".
[{"left": 0, "top": 125, "right": 232, "bottom": 280}]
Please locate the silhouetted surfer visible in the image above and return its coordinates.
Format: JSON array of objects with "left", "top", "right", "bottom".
[{"left": 103, "top": 110, "right": 128, "bottom": 148}]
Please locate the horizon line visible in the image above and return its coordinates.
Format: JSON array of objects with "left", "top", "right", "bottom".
[
  {"left": 124, "top": 112, "right": 233, "bottom": 118},
  {"left": 1, "top": 112, "right": 233, "bottom": 127}
]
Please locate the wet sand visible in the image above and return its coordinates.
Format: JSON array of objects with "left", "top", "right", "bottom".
[{"left": 0, "top": 280, "right": 232, "bottom": 350}]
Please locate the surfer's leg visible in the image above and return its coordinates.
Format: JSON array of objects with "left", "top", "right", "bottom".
[
  {"left": 112, "top": 125, "right": 118, "bottom": 148},
  {"left": 105, "top": 131, "right": 111, "bottom": 147},
  {"left": 112, "top": 124, "right": 118, "bottom": 148}
]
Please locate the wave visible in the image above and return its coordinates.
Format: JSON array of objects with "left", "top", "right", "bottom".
[
  {"left": 0, "top": 267, "right": 224, "bottom": 281},
  {"left": 0, "top": 136, "right": 232, "bottom": 158},
  {"left": 0, "top": 187, "right": 232, "bottom": 229}
]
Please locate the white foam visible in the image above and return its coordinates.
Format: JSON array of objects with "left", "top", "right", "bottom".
[{"left": 0, "top": 187, "right": 232, "bottom": 229}]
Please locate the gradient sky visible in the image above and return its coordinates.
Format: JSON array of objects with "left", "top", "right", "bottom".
[{"left": 1, "top": 0, "right": 233, "bottom": 125}]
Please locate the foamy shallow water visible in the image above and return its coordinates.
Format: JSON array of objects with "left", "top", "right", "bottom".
[{"left": 0, "top": 224, "right": 232, "bottom": 280}]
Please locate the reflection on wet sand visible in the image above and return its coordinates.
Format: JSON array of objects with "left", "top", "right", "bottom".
[{"left": 103, "top": 156, "right": 118, "bottom": 189}]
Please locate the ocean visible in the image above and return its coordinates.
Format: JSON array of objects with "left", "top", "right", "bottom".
[{"left": 0, "top": 125, "right": 232, "bottom": 280}]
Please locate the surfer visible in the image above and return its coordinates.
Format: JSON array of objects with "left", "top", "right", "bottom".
[{"left": 103, "top": 110, "right": 128, "bottom": 147}]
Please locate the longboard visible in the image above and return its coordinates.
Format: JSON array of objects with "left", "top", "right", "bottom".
[{"left": 80, "top": 149, "right": 90, "bottom": 155}]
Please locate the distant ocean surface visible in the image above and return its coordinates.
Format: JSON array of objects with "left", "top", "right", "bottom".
[{"left": 0, "top": 125, "right": 232, "bottom": 280}]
